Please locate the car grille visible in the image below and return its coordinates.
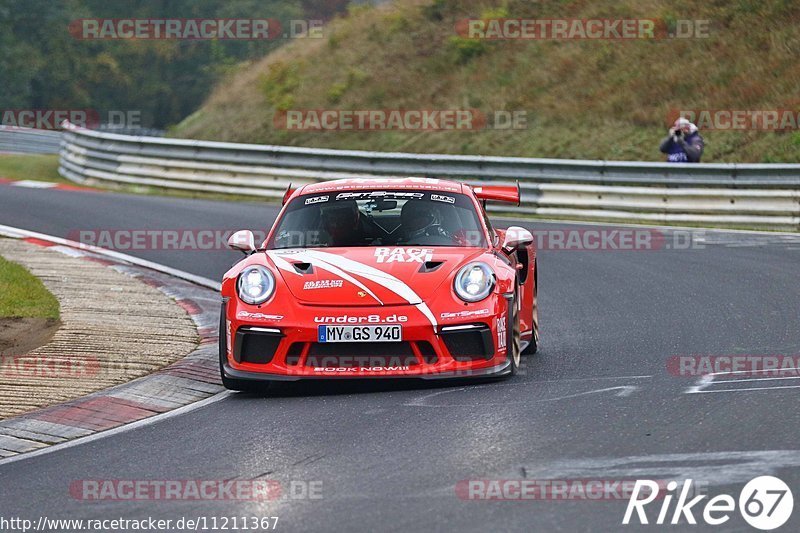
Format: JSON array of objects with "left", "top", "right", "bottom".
[
  {"left": 305, "top": 342, "right": 418, "bottom": 367},
  {"left": 440, "top": 325, "right": 494, "bottom": 361},
  {"left": 234, "top": 327, "right": 283, "bottom": 364}
]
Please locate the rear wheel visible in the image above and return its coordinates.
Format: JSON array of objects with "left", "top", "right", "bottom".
[{"left": 507, "top": 291, "right": 521, "bottom": 376}]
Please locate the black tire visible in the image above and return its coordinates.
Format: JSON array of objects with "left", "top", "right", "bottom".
[
  {"left": 523, "top": 260, "right": 539, "bottom": 355},
  {"left": 507, "top": 291, "right": 521, "bottom": 376},
  {"left": 218, "top": 304, "right": 270, "bottom": 393}
]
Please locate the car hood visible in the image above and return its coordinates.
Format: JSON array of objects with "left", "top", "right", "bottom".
[{"left": 265, "top": 247, "right": 486, "bottom": 306}]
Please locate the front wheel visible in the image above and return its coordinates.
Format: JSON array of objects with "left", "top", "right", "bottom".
[
  {"left": 506, "top": 292, "right": 521, "bottom": 376},
  {"left": 523, "top": 260, "right": 538, "bottom": 355}
]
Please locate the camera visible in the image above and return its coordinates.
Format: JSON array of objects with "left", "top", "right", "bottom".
[{"left": 674, "top": 129, "right": 682, "bottom": 137}]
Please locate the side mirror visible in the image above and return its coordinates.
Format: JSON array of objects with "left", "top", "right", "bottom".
[
  {"left": 228, "top": 230, "right": 256, "bottom": 254},
  {"left": 502, "top": 226, "right": 533, "bottom": 251}
]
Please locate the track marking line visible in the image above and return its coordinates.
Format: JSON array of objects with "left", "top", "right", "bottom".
[
  {"left": 521, "top": 450, "right": 800, "bottom": 488},
  {"left": 404, "top": 384, "right": 640, "bottom": 407},
  {"left": 539, "top": 385, "right": 640, "bottom": 401},
  {"left": 10, "top": 180, "right": 58, "bottom": 188},
  {"left": 686, "top": 367, "right": 800, "bottom": 394},
  {"left": 690, "top": 385, "right": 800, "bottom": 394},
  {"left": 404, "top": 387, "right": 467, "bottom": 407},
  {"left": 715, "top": 375, "right": 800, "bottom": 384},
  {"left": 533, "top": 374, "right": 652, "bottom": 383}
]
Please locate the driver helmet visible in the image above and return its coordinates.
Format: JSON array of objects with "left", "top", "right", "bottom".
[
  {"left": 321, "top": 200, "right": 359, "bottom": 243},
  {"left": 401, "top": 200, "right": 439, "bottom": 239}
]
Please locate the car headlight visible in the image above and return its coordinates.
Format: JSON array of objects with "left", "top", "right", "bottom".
[
  {"left": 454, "top": 262, "right": 494, "bottom": 302},
  {"left": 237, "top": 266, "right": 275, "bottom": 305}
]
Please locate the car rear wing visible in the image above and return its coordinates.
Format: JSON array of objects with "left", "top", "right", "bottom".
[{"left": 471, "top": 182, "right": 521, "bottom": 206}]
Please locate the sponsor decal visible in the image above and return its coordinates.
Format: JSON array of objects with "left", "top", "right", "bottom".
[
  {"left": 312, "top": 366, "right": 411, "bottom": 373},
  {"left": 497, "top": 315, "right": 507, "bottom": 353},
  {"left": 431, "top": 194, "right": 455, "bottom": 204},
  {"left": 272, "top": 249, "right": 304, "bottom": 254},
  {"left": 304, "top": 195, "right": 329, "bottom": 205},
  {"left": 305, "top": 179, "right": 459, "bottom": 194},
  {"left": 314, "top": 314, "right": 408, "bottom": 324},
  {"left": 236, "top": 311, "right": 284, "bottom": 321},
  {"left": 441, "top": 309, "right": 491, "bottom": 320},
  {"left": 303, "top": 279, "right": 343, "bottom": 290},
  {"left": 335, "top": 191, "right": 424, "bottom": 201},
  {"left": 374, "top": 247, "right": 434, "bottom": 264}
]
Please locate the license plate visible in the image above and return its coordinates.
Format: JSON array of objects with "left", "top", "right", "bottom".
[{"left": 318, "top": 324, "right": 402, "bottom": 343}]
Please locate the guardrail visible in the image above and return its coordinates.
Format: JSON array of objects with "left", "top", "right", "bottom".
[
  {"left": 0, "top": 126, "right": 61, "bottom": 154},
  {"left": 58, "top": 122, "right": 800, "bottom": 230}
]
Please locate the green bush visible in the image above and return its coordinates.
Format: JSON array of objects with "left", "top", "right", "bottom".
[{"left": 260, "top": 62, "right": 300, "bottom": 111}]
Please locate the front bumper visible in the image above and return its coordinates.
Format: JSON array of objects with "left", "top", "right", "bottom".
[
  {"left": 222, "top": 300, "right": 512, "bottom": 380},
  {"left": 222, "top": 359, "right": 511, "bottom": 381}
]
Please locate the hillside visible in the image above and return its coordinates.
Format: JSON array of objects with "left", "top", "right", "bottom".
[{"left": 171, "top": 0, "right": 800, "bottom": 163}]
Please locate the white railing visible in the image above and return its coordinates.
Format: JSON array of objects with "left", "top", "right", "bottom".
[{"left": 56, "top": 122, "right": 800, "bottom": 230}]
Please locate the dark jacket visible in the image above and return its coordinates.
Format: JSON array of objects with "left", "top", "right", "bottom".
[{"left": 659, "top": 131, "right": 704, "bottom": 163}]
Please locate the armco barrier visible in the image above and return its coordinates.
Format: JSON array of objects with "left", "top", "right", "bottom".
[
  {"left": 55, "top": 122, "right": 800, "bottom": 230},
  {"left": 0, "top": 126, "right": 61, "bottom": 154}
]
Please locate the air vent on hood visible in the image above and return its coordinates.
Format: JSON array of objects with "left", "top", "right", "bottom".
[
  {"left": 292, "top": 262, "right": 314, "bottom": 274},
  {"left": 419, "top": 261, "right": 444, "bottom": 273}
]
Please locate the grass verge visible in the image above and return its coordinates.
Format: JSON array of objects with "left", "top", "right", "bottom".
[
  {"left": 0, "top": 251, "right": 60, "bottom": 320},
  {"left": 0, "top": 154, "right": 66, "bottom": 184}
]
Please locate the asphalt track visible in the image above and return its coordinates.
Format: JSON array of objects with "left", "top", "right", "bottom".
[{"left": 1, "top": 185, "right": 800, "bottom": 532}]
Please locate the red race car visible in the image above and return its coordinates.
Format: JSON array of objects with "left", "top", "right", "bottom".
[{"left": 219, "top": 178, "right": 538, "bottom": 390}]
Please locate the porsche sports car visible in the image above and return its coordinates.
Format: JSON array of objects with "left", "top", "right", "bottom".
[{"left": 219, "top": 177, "right": 538, "bottom": 390}]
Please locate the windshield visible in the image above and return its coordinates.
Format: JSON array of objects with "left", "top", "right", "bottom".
[{"left": 269, "top": 190, "right": 487, "bottom": 249}]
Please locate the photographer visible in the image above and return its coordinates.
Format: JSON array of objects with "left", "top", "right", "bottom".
[{"left": 660, "top": 118, "right": 704, "bottom": 162}]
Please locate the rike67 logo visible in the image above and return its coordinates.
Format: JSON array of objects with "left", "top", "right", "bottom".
[{"left": 623, "top": 476, "right": 793, "bottom": 530}]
